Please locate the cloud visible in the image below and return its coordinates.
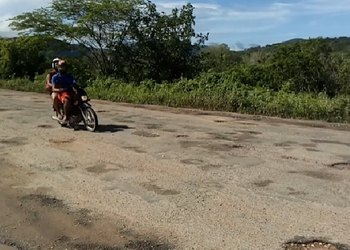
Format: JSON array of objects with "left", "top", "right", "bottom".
[
  {"left": 0, "top": 15, "right": 14, "bottom": 37},
  {"left": 154, "top": 0, "right": 350, "bottom": 49},
  {"left": 195, "top": 3, "right": 292, "bottom": 39},
  {"left": 211, "top": 2, "right": 291, "bottom": 22},
  {"left": 0, "top": 0, "right": 50, "bottom": 16},
  {"left": 155, "top": 1, "right": 186, "bottom": 9},
  {"left": 154, "top": 0, "right": 294, "bottom": 41},
  {"left": 156, "top": 1, "right": 220, "bottom": 10},
  {"left": 192, "top": 3, "right": 220, "bottom": 10},
  {"left": 155, "top": 1, "right": 291, "bottom": 22},
  {"left": 155, "top": 0, "right": 350, "bottom": 28},
  {"left": 298, "top": 0, "right": 350, "bottom": 14},
  {"left": 0, "top": 0, "right": 50, "bottom": 37}
]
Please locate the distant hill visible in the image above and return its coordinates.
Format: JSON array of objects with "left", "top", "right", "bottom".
[
  {"left": 3, "top": 35, "right": 350, "bottom": 59},
  {"left": 243, "top": 37, "right": 350, "bottom": 55}
]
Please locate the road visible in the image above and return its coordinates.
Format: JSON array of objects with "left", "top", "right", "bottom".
[{"left": 0, "top": 89, "right": 350, "bottom": 250}]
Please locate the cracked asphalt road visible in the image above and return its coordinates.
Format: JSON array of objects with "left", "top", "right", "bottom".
[{"left": 0, "top": 89, "right": 350, "bottom": 250}]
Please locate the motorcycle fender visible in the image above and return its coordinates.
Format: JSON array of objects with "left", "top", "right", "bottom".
[{"left": 81, "top": 102, "right": 91, "bottom": 109}]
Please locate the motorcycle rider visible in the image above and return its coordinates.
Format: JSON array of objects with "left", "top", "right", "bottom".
[{"left": 52, "top": 60, "right": 77, "bottom": 124}]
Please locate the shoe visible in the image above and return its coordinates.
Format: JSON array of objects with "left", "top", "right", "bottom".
[
  {"left": 59, "top": 116, "right": 68, "bottom": 125},
  {"left": 52, "top": 115, "right": 60, "bottom": 121},
  {"left": 52, "top": 114, "right": 63, "bottom": 121}
]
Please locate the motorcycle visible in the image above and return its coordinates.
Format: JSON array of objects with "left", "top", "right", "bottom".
[{"left": 53, "top": 86, "right": 98, "bottom": 132}]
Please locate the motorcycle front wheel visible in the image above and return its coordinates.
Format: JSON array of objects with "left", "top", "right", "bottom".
[{"left": 83, "top": 107, "right": 98, "bottom": 132}]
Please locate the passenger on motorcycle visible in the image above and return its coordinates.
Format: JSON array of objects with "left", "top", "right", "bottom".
[
  {"left": 52, "top": 60, "right": 77, "bottom": 124},
  {"left": 46, "top": 58, "right": 60, "bottom": 114},
  {"left": 45, "top": 57, "right": 60, "bottom": 94}
]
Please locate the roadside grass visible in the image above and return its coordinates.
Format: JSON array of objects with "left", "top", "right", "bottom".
[
  {"left": 1, "top": 76, "right": 349, "bottom": 123},
  {"left": 86, "top": 78, "right": 350, "bottom": 123},
  {"left": 0, "top": 78, "right": 45, "bottom": 93}
]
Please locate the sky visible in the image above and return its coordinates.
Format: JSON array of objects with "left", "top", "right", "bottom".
[{"left": 1, "top": 0, "right": 350, "bottom": 50}]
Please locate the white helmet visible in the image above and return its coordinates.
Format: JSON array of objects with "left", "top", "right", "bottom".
[{"left": 52, "top": 57, "right": 61, "bottom": 69}]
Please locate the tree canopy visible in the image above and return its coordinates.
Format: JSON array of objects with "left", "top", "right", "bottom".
[
  {"left": 10, "top": 0, "right": 207, "bottom": 82},
  {"left": 0, "top": 36, "right": 53, "bottom": 80}
]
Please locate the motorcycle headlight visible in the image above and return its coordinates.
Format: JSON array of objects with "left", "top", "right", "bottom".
[{"left": 81, "top": 96, "right": 88, "bottom": 101}]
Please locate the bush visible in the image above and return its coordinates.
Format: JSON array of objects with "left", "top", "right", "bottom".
[
  {"left": 85, "top": 75, "right": 349, "bottom": 123},
  {"left": 0, "top": 77, "right": 45, "bottom": 93}
]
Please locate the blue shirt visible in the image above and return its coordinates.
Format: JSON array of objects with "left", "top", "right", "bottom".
[{"left": 52, "top": 72, "right": 76, "bottom": 90}]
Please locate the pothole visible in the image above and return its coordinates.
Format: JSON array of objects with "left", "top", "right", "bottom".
[
  {"left": 200, "top": 164, "right": 223, "bottom": 171},
  {"left": 71, "top": 242, "right": 120, "bottom": 250},
  {"left": 329, "top": 162, "right": 350, "bottom": 170},
  {"left": 145, "top": 124, "right": 163, "bottom": 129},
  {"left": 132, "top": 131, "right": 160, "bottom": 138},
  {"left": 282, "top": 156, "right": 299, "bottom": 161},
  {"left": 284, "top": 237, "right": 350, "bottom": 250},
  {"left": 274, "top": 141, "right": 297, "bottom": 147},
  {"left": 21, "top": 194, "right": 65, "bottom": 208},
  {"left": 161, "top": 128, "right": 177, "bottom": 133},
  {"left": 175, "top": 134, "right": 189, "bottom": 138},
  {"left": 203, "top": 143, "right": 243, "bottom": 152},
  {"left": 208, "top": 133, "right": 232, "bottom": 141},
  {"left": 253, "top": 180, "right": 274, "bottom": 188},
  {"left": 0, "top": 240, "right": 23, "bottom": 250},
  {"left": 0, "top": 137, "right": 27, "bottom": 146},
  {"left": 49, "top": 138, "right": 75, "bottom": 144},
  {"left": 0, "top": 108, "right": 22, "bottom": 112},
  {"left": 38, "top": 124, "right": 54, "bottom": 129},
  {"left": 142, "top": 183, "right": 181, "bottom": 196},
  {"left": 74, "top": 209, "right": 94, "bottom": 227},
  {"left": 0, "top": 108, "right": 12, "bottom": 112},
  {"left": 180, "top": 159, "right": 204, "bottom": 165},
  {"left": 238, "top": 130, "right": 262, "bottom": 135},
  {"left": 122, "top": 146, "right": 147, "bottom": 154},
  {"left": 288, "top": 170, "right": 340, "bottom": 181},
  {"left": 125, "top": 240, "right": 172, "bottom": 250},
  {"left": 86, "top": 163, "right": 122, "bottom": 174}
]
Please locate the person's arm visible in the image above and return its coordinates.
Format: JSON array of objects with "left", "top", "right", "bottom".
[
  {"left": 66, "top": 75, "right": 78, "bottom": 92},
  {"left": 71, "top": 77, "right": 78, "bottom": 93},
  {"left": 45, "top": 73, "right": 52, "bottom": 92},
  {"left": 45, "top": 74, "right": 51, "bottom": 87}
]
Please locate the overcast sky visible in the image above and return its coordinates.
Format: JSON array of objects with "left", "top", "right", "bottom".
[{"left": 1, "top": 0, "right": 350, "bottom": 50}]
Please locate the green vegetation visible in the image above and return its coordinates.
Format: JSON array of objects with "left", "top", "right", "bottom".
[
  {"left": 0, "top": 0, "right": 349, "bottom": 123},
  {"left": 0, "top": 78, "right": 45, "bottom": 93},
  {"left": 86, "top": 77, "right": 349, "bottom": 122}
]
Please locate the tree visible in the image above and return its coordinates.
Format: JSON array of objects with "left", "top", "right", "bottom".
[
  {"left": 337, "top": 59, "right": 350, "bottom": 95},
  {"left": 10, "top": 0, "right": 141, "bottom": 76},
  {"left": 266, "top": 39, "right": 341, "bottom": 95},
  {"left": 10, "top": 0, "right": 207, "bottom": 81},
  {"left": 122, "top": 1, "right": 208, "bottom": 82},
  {"left": 0, "top": 36, "right": 52, "bottom": 79},
  {"left": 200, "top": 44, "right": 242, "bottom": 72}
]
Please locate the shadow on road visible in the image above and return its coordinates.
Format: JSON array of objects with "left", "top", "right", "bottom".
[{"left": 96, "top": 124, "right": 133, "bottom": 133}]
